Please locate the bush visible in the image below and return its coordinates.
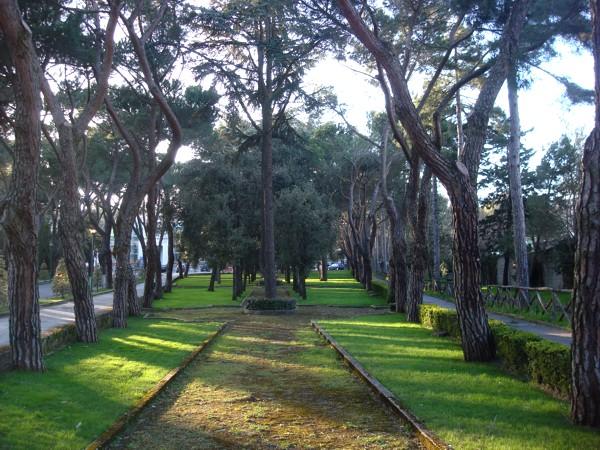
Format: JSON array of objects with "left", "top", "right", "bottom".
[
  {"left": 419, "top": 304, "right": 571, "bottom": 397},
  {"left": 370, "top": 280, "right": 389, "bottom": 300},
  {"left": 419, "top": 304, "right": 461, "bottom": 338},
  {"left": 490, "top": 321, "right": 541, "bottom": 376},
  {"left": 52, "top": 258, "right": 71, "bottom": 298},
  {"left": 242, "top": 297, "right": 296, "bottom": 312},
  {"left": 526, "top": 340, "right": 571, "bottom": 398}
]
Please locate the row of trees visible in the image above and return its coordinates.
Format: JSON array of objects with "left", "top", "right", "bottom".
[{"left": 0, "top": 0, "right": 598, "bottom": 427}]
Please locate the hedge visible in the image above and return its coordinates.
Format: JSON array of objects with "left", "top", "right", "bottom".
[
  {"left": 418, "top": 304, "right": 571, "bottom": 397},
  {"left": 242, "top": 297, "right": 296, "bottom": 311},
  {"left": 370, "top": 279, "right": 389, "bottom": 300}
]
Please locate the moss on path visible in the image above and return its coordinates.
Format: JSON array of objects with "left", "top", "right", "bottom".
[{"left": 110, "top": 308, "right": 417, "bottom": 449}]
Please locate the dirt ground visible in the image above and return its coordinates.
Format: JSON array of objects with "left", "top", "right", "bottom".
[{"left": 109, "top": 307, "right": 420, "bottom": 449}]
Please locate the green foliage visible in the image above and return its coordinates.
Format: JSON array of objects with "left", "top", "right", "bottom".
[
  {"left": 418, "top": 304, "right": 461, "bottom": 338},
  {"left": 526, "top": 340, "right": 571, "bottom": 398},
  {"left": 242, "top": 297, "right": 296, "bottom": 311},
  {"left": 320, "top": 314, "right": 599, "bottom": 450},
  {"left": 51, "top": 258, "right": 70, "bottom": 298},
  {"left": 419, "top": 304, "right": 571, "bottom": 396},
  {"left": 490, "top": 321, "right": 542, "bottom": 376},
  {"left": 0, "top": 318, "right": 221, "bottom": 449},
  {"left": 370, "top": 279, "right": 388, "bottom": 300}
]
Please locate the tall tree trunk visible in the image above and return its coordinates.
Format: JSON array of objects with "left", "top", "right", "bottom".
[
  {"left": 337, "top": 0, "right": 529, "bottom": 363},
  {"left": 507, "top": 66, "right": 529, "bottom": 291},
  {"left": 208, "top": 266, "right": 217, "bottom": 292},
  {"left": 58, "top": 172, "right": 97, "bottom": 342},
  {"left": 258, "top": 17, "right": 277, "bottom": 299},
  {"left": 143, "top": 187, "right": 159, "bottom": 307},
  {"left": 406, "top": 167, "right": 431, "bottom": 322},
  {"left": 112, "top": 211, "right": 140, "bottom": 327},
  {"left": 0, "top": 0, "right": 44, "bottom": 370},
  {"left": 431, "top": 179, "right": 441, "bottom": 288},
  {"left": 570, "top": 0, "right": 600, "bottom": 427},
  {"left": 100, "top": 222, "right": 113, "bottom": 289},
  {"left": 450, "top": 188, "right": 495, "bottom": 361},
  {"left": 164, "top": 216, "right": 174, "bottom": 293},
  {"left": 320, "top": 257, "right": 328, "bottom": 281}
]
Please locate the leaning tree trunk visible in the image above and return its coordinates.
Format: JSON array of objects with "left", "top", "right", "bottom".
[
  {"left": 570, "top": 0, "right": 600, "bottom": 427},
  {"left": 0, "top": 0, "right": 44, "bottom": 370},
  {"left": 450, "top": 188, "right": 495, "bottom": 361},
  {"left": 100, "top": 223, "right": 113, "bottom": 289},
  {"left": 507, "top": 66, "right": 529, "bottom": 292},
  {"left": 58, "top": 178, "right": 97, "bottom": 342}
]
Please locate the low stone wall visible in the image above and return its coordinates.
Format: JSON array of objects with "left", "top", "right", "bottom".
[{"left": 0, "top": 311, "right": 113, "bottom": 372}]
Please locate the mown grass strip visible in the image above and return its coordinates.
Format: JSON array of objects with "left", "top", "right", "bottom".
[
  {"left": 87, "top": 321, "right": 229, "bottom": 449},
  {"left": 311, "top": 320, "right": 449, "bottom": 450},
  {"left": 0, "top": 318, "right": 223, "bottom": 449},
  {"left": 152, "top": 274, "right": 244, "bottom": 310},
  {"left": 318, "top": 314, "right": 600, "bottom": 450}
]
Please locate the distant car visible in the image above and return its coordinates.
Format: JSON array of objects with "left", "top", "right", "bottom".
[
  {"left": 328, "top": 262, "right": 342, "bottom": 271},
  {"left": 161, "top": 264, "right": 167, "bottom": 273}
]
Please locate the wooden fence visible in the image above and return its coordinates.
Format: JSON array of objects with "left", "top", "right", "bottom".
[{"left": 425, "top": 279, "right": 573, "bottom": 323}]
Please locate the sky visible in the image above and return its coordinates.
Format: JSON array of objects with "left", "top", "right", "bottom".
[{"left": 301, "top": 39, "right": 594, "bottom": 169}]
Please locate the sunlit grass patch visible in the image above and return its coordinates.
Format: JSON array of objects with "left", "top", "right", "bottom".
[
  {"left": 319, "top": 314, "right": 600, "bottom": 450},
  {"left": 299, "top": 271, "right": 387, "bottom": 307},
  {"left": 153, "top": 274, "right": 242, "bottom": 310},
  {"left": 0, "top": 317, "right": 222, "bottom": 449}
]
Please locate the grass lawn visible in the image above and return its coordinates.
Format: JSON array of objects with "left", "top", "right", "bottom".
[
  {"left": 152, "top": 274, "right": 243, "bottom": 310},
  {"left": 299, "top": 270, "right": 388, "bottom": 307},
  {"left": 319, "top": 314, "right": 600, "bottom": 450},
  {"left": 0, "top": 317, "right": 222, "bottom": 449}
]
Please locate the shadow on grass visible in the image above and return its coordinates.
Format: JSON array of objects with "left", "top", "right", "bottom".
[
  {"left": 0, "top": 318, "right": 221, "bottom": 450},
  {"left": 320, "top": 314, "right": 600, "bottom": 450}
]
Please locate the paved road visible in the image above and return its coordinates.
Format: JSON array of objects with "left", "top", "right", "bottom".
[
  {"left": 424, "top": 294, "right": 572, "bottom": 346},
  {"left": 0, "top": 284, "right": 145, "bottom": 347}
]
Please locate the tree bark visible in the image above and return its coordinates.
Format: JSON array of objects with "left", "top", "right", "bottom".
[
  {"left": 208, "top": 266, "right": 217, "bottom": 292},
  {"left": 320, "top": 257, "right": 328, "bottom": 281},
  {"left": 143, "top": 186, "right": 159, "bottom": 307},
  {"left": 431, "top": 179, "right": 441, "bottom": 288},
  {"left": 258, "top": 17, "right": 277, "bottom": 299},
  {"left": 507, "top": 66, "right": 530, "bottom": 291},
  {"left": 337, "top": 0, "right": 530, "bottom": 361},
  {"left": 570, "top": 0, "right": 600, "bottom": 427},
  {"left": 0, "top": 0, "right": 44, "bottom": 370},
  {"left": 164, "top": 213, "right": 175, "bottom": 293}
]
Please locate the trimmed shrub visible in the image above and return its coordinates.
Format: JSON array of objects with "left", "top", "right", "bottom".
[
  {"left": 242, "top": 297, "right": 296, "bottom": 312},
  {"left": 419, "top": 304, "right": 571, "bottom": 397},
  {"left": 255, "top": 279, "right": 284, "bottom": 287},
  {"left": 490, "top": 321, "right": 542, "bottom": 376},
  {"left": 52, "top": 258, "right": 71, "bottom": 298},
  {"left": 419, "top": 304, "right": 461, "bottom": 338},
  {"left": 371, "top": 280, "right": 389, "bottom": 299},
  {"left": 526, "top": 340, "right": 571, "bottom": 398}
]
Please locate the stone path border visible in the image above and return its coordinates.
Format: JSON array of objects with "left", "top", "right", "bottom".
[
  {"left": 311, "top": 321, "right": 451, "bottom": 450},
  {"left": 86, "top": 321, "right": 230, "bottom": 450}
]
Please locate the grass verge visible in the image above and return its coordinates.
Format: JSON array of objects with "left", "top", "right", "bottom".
[
  {"left": 0, "top": 317, "right": 222, "bottom": 449},
  {"left": 299, "top": 270, "right": 388, "bottom": 307},
  {"left": 152, "top": 274, "right": 243, "bottom": 310},
  {"left": 318, "top": 314, "right": 600, "bottom": 450}
]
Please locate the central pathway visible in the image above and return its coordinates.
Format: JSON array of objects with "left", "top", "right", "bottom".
[{"left": 109, "top": 308, "right": 419, "bottom": 449}]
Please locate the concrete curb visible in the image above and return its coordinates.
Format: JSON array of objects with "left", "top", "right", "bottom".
[
  {"left": 311, "top": 321, "right": 451, "bottom": 450},
  {"left": 86, "top": 321, "right": 229, "bottom": 449}
]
